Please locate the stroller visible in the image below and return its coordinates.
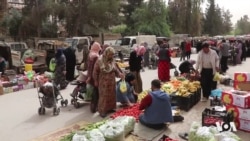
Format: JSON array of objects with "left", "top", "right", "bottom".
[
  {"left": 70, "top": 71, "right": 88, "bottom": 108},
  {"left": 37, "top": 81, "right": 68, "bottom": 115}
]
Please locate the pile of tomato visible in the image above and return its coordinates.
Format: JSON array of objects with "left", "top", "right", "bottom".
[{"left": 110, "top": 103, "right": 142, "bottom": 121}]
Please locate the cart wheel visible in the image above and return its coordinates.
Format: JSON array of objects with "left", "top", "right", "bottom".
[
  {"left": 74, "top": 102, "right": 80, "bottom": 108},
  {"left": 38, "top": 107, "right": 42, "bottom": 115},
  {"left": 57, "top": 108, "right": 60, "bottom": 115},
  {"left": 71, "top": 98, "right": 75, "bottom": 105},
  {"left": 64, "top": 99, "right": 68, "bottom": 106},
  {"left": 53, "top": 107, "right": 59, "bottom": 115},
  {"left": 42, "top": 107, "right": 46, "bottom": 115},
  {"left": 61, "top": 100, "right": 64, "bottom": 107}
]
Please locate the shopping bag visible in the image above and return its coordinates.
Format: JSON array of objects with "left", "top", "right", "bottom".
[
  {"left": 119, "top": 80, "right": 127, "bottom": 93},
  {"left": 213, "top": 72, "right": 221, "bottom": 81}
]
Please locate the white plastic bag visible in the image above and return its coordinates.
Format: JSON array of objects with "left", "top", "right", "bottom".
[
  {"left": 99, "top": 121, "right": 125, "bottom": 141},
  {"left": 72, "top": 131, "right": 88, "bottom": 141},
  {"left": 88, "top": 129, "right": 105, "bottom": 141},
  {"left": 119, "top": 80, "right": 127, "bottom": 93},
  {"left": 112, "top": 116, "right": 136, "bottom": 136}
]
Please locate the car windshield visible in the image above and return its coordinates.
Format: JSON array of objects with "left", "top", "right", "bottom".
[
  {"left": 65, "top": 38, "right": 73, "bottom": 47},
  {"left": 72, "top": 38, "right": 88, "bottom": 49},
  {"left": 120, "top": 38, "right": 131, "bottom": 46}
]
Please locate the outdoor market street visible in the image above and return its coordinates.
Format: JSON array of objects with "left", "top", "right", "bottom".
[{"left": 0, "top": 53, "right": 249, "bottom": 141}]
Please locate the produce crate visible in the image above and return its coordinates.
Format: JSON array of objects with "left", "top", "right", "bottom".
[
  {"left": 170, "top": 93, "right": 179, "bottom": 106},
  {"left": 196, "top": 88, "right": 201, "bottom": 103},
  {"left": 178, "top": 95, "right": 193, "bottom": 111},
  {"left": 202, "top": 108, "right": 234, "bottom": 127}
]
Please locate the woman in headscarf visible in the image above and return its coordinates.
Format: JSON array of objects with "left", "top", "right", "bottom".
[
  {"left": 63, "top": 46, "right": 76, "bottom": 81},
  {"left": 157, "top": 43, "right": 171, "bottom": 82},
  {"left": 54, "top": 48, "right": 68, "bottom": 89},
  {"left": 129, "top": 45, "right": 146, "bottom": 100},
  {"left": 178, "top": 59, "right": 196, "bottom": 75},
  {"left": 85, "top": 42, "right": 102, "bottom": 101},
  {"left": 93, "top": 47, "right": 124, "bottom": 117}
]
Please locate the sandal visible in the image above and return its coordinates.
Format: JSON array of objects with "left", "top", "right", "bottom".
[{"left": 178, "top": 132, "right": 189, "bottom": 140}]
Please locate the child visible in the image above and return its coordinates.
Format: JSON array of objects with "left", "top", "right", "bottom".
[{"left": 116, "top": 73, "right": 138, "bottom": 107}]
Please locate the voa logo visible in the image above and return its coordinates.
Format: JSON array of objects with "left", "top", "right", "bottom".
[{"left": 215, "top": 121, "right": 237, "bottom": 132}]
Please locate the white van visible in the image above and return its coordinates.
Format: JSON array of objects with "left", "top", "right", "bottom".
[
  {"left": 6, "top": 42, "right": 28, "bottom": 50},
  {"left": 71, "top": 37, "right": 92, "bottom": 64}
]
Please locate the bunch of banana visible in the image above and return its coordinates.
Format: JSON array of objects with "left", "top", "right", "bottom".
[
  {"left": 176, "top": 86, "right": 192, "bottom": 97},
  {"left": 191, "top": 81, "right": 201, "bottom": 88},
  {"left": 137, "top": 90, "right": 150, "bottom": 103},
  {"left": 161, "top": 83, "right": 176, "bottom": 94},
  {"left": 116, "top": 62, "right": 129, "bottom": 68}
]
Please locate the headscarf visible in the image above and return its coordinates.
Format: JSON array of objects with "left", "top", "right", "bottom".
[
  {"left": 101, "top": 44, "right": 109, "bottom": 54},
  {"left": 188, "top": 59, "right": 196, "bottom": 65},
  {"left": 89, "top": 42, "right": 101, "bottom": 60},
  {"left": 99, "top": 47, "right": 115, "bottom": 73},
  {"left": 135, "top": 45, "right": 146, "bottom": 56},
  {"left": 55, "top": 48, "right": 64, "bottom": 59}
]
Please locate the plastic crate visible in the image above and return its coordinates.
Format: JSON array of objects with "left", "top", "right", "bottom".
[
  {"left": 210, "top": 96, "right": 223, "bottom": 107},
  {"left": 202, "top": 108, "right": 234, "bottom": 127},
  {"left": 178, "top": 95, "right": 193, "bottom": 111}
]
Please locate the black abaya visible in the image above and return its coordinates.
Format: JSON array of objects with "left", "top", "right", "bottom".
[{"left": 63, "top": 47, "right": 76, "bottom": 81}]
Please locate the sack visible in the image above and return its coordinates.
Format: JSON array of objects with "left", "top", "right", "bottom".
[{"left": 119, "top": 80, "right": 127, "bottom": 93}]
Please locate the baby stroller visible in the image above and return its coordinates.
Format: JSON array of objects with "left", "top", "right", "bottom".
[
  {"left": 70, "top": 71, "right": 87, "bottom": 108},
  {"left": 37, "top": 81, "right": 68, "bottom": 115},
  {"left": 148, "top": 50, "right": 158, "bottom": 70}
]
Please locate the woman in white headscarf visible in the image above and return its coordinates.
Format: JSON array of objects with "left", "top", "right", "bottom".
[{"left": 93, "top": 47, "right": 124, "bottom": 117}]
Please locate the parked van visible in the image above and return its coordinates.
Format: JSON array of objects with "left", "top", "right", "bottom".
[{"left": 6, "top": 42, "right": 28, "bottom": 51}]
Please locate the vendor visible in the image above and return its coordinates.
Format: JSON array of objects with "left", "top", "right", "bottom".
[
  {"left": 139, "top": 79, "right": 173, "bottom": 129},
  {"left": 178, "top": 59, "right": 196, "bottom": 74},
  {"left": 0, "top": 56, "right": 6, "bottom": 75},
  {"left": 116, "top": 73, "right": 138, "bottom": 107}
]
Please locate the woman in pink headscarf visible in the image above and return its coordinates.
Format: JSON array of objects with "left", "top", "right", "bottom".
[
  {"left": 129, "top": 45, "right": 146, "bottom": 100},
  {"left": 85, "top": 42, "right": 102, "bottom": 101}
]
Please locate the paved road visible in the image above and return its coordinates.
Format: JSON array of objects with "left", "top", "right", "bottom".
[{"left": 0, "top": 53, "right": 249, "bottom": 141}]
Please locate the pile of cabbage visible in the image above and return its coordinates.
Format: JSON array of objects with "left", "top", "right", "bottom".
[
  {"left": 72, "top": 116, "right": 136, "bottom": 141},
  {"left": 189, "top": 122, "right": 241, "bottom": 141}
]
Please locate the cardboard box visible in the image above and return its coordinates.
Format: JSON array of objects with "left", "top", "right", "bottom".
[
  {"left": 234, "top": 81, "right": 250, "bottom": 91},
  {"left": 234, "top": 72, "right": 250, "bottom": 82},
  {"left": 221, "top": 90, "right": 250, "bottom": 108},
  {"left": 226, "top": 105, "right": 250, "bottom": 120},
  {"left": 234, "top": 118, "right": 250, "bottom": 132}
]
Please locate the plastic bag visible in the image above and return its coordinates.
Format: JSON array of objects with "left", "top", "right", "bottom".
[
  {"left": 214, "top": 131, "right": 241, "bottom": 141},
  {"left": 49, "top": 58, "right": 56, "bottom": 72},
  {"left": 72, "top": 131, "right": 88, "bottom": 141},
  {"left": 210, "top": 89, "right": 222, "bottom": 98},
  {"left": 99, "top": 121, "right": 125, "bottom": 141},
  {"left": 119, "top": 80, "right": 127, "bottom": 94},
  {"left": 112, "top": 116, "right": 136, "bottom": 136},
  {"left": 213, "top": 72, "right": 221, "bottom": 81},
  {"left": 88, "top": 129, "right": 105, "bottom": 141}
]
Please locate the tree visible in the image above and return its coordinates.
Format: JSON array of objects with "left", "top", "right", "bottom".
[
  {"left": 131, "top": 0, "right": 171, "bottom": 36},
  {"left": 221, "top": 9, "right": 233, "bottom": 34},
  {"left": 121, "top": 0, "right": 143, "bottom": 34},
  {"left": 1, "top": 9, "right": 22, "bottom": 39},
  {"left": 235, "top": 15, "right": 250, "bottom": 35},
  {"left": 203, "top": 0, "right": 223, "bottom": 36},
  {"left": 167, "top": 0, "right": 204, "bottom": 36}
]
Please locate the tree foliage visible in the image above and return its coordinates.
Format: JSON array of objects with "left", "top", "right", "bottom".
[
  {"left": 131, "top": 0, "right": 171, "bottom": 36},
  {"left": 235, "top": 15, "right": 250, "bottom": 35},
  {"left": 203, "top": 0, "right": 232, "bottom": 36}
]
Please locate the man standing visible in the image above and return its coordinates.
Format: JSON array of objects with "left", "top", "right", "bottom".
[
  {"left": 180, "top": 40, "right": 186, "bottom": 61},
  {"left": 196, "top": 43, "right": 220, "bottom": 102},
  {"left": 219, "top": 39, "right": 230, "bottom": 74}
]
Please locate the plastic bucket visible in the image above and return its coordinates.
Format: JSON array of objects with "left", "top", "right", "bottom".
[{"left": 25, "top": 64, "right": 33, "bottom": 72}]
